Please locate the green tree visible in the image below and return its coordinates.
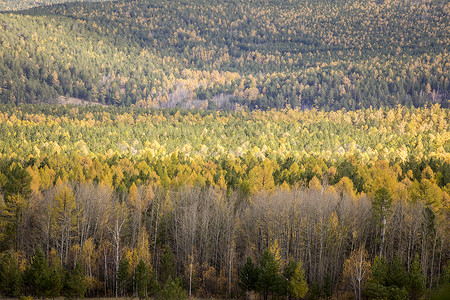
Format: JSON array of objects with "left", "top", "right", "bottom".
[
  {"left": 0, "top": 162, "right": 31, "bottom": 251},
  {"left": 160, "top": 275, "right": 187, "bottom": 300},
  {"left": 160, "top": 245, "right": 175, "bottom": 284},
  {"left": 284, "top": 260, "right": 308, "bottom": 299},
  {"left": 408, "top": 255, "right": 425, "bottom": 300},
  {"left": 117, "top": 257, "right": 131, "bottom": 296},
  {"left": 47, "top": 266, "right": 62, "bottom": 299},
  {"left": 372, "top": 187, "right": 392, "bottom": 258},
  {"left": 135, "top": 259, "right": 150, "bottom": 299},
  {"left": 62, "top": 263, "right": 87, "bottom": 299},
  {"left": 257, "top": 248, "right": 284, "bottom": 300},
  {"left": 24, "top": 246, "right": 50, "bottom": 297},
  {"left": 0, "top": 251, "right": 22, "bottom": 296},
  {"left": 239, "top": 257, "right": 259, "bottom": 298}
]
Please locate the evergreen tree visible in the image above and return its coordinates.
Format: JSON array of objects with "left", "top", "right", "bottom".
[
  {"left": 0, "top": 251, "right": 22, "bottom": 296},
  {"left": 257, "top": 248, "right": 284, "bottom": 300},
  {"left": 62, "top": 263, "right": 87, "bottom": 299},
  {"left": 24, "top": 246, "right": 50, "bottom": 297},
  {"left": 408, "top": 255, "right": 425, "bottom": 300},
  {"left": 117, "top": 257, "right": 131, "bottom": 296},
  {"left": 372, "top": 187, "right": 392, "bottom": 259},
  {"left": 160, "top": 275, "right": 187, "bottom": 300},
  {"left": 284, "top": 260, "right": 308, "bottom": 299},
  {"left": 135, "top": 259, "right": 150, "bottom": 299},
  {"left": 160, "top": 245, "right": 175, "bottom": 284},
  {"left": 239, "top": 257, "right": 259, "bottom": 298},
  {"left": 47, "top": 266, "right": 62, "bottom": 299}
]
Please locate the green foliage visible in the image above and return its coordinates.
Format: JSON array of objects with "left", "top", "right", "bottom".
[
  {"left": 366, "top": 255, "right": 422, "bottom": 300},
  {"left": 284, "top": 260, "right": 308, "bottom": 299},
  {"left": 47, "top": 266, "right": 62, "bottom": 299},
  {"left": 372, "top": 187, "right": 393, "bottom": 221},
  {"left": 0, "top": 0, "right": 448, "bottom": 109},
  {"left": 239, "top": 257, "right": 259, "bottom": 293},
  {"left": 62, "top": 263, "right": 87, "bottom": 298},
  {"left": 1, "top": 162, "right": 32, "bottom": 199},
  {"left": 135, "top": 259, "right": 150, "bottom": 299},
  {"left": 117, "top": 257, "right": 131, "bottom": 296},
  {"left": 24, "top": 247, "right": 61, "bottom": 297},
  {"left": 0, "top": 251, "right": 22, "bottom": 296},
  {"left": 159, "top": 275, "right": 187, "bottom": 300},
  {"left": 408, "top": 256, "right": 425, "bottom": 300},
  {"left": 431, "top": 262, "right": 450, "bottom": 299},
  {"left": 160, "top": 245, "right": 176, "bottom": 284},
  {"left": 257, "top": 248, "right": 284, "bottom": 299}
]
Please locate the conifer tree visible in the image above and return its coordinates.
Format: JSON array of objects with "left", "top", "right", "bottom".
[
  {"left": 239, "top": 257, "right": 259, "bottom": 299},
  {"left": 0, "top": 251, "right": 22, "bottom": 296},
  {"left": 135, "top": 259, "right": 150, "bottom": 299}
]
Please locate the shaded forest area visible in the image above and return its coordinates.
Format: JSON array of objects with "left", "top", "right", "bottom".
[
  {"left": 0, "top": 105, "right": 449, "bottom": 298},
  {"left": 0, "top": 0, "right": 449, "bottom": 109}
]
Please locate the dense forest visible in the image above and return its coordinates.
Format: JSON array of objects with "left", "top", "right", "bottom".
[
  {"left": 0, "top": 0, "right": 449, "bottom": 298},
  {"left": 0, "top": 104, "right": 449, "bottom": 298},
  {"left": 0, "top": 0, "right": 109, "bottom": 11},
  {"left": 0, "top": 0, "right": 449, "bottom": 109}
]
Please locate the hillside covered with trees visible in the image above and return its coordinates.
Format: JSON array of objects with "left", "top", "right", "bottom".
[
  {"left": 0, "top": 104, "right": 449, "bottom": 298},
  {"left": 0, "top": 0, "right": 448, "bottom": 109},
  {"left": 0, "top": 0, "right": 110, "bottom": 11}
]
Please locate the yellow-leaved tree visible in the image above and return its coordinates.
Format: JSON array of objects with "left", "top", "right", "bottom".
[{"left": 343, "top": 245, "right": 371, "bottom": 300}]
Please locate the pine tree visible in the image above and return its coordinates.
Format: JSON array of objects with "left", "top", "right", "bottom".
[
  {"left": 135, "top": 259, "right": 150, "bottom": 299},
  {"left": 284, "top": 260, "right": 308, "bottom": 299},
  {"left": 239, "top": 257, "right": 259, "bottom": 299},
  {"left": 24, "top": 246, "right": 50, "bottom": 297},
  {"left": 160, "top": 245, "right": 176, "bottom": 284},
  {"left": 0, "top": 251, "right": 22, "bottom": 296},
  {"left": 160, "top": 275, "right": 187, "bottom": 300},
  {"left": 257, "top": 248, "right": 283, "bottom": 300},
  {"left": 408, "top": 255, "right": 425, "bottom": 300},
  {"left": 117, "top": 257, "right": 131, "bottom": 296},
  {"left": 62, "top": 263, "right": 87, "bottom": 299}
]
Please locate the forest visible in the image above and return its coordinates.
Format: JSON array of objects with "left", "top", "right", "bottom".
[
  {"left": 0, "top": 0, "right": 109, "bottom": 11},
  {"left": 0, "top": 0, "right": 449, "bottom": 298},
  {"left": 0, "top": 0, "right": 449, "bottom": 109},
  {"left": 0, "top": 104, "right": 449, "bottom": 298}
]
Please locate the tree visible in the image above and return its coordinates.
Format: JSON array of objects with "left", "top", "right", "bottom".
[
  {"left": 284, "top": 260, "right": 308, "bottom": 299},
  {"left": 160, "top": 245, "right": 176, "bottom": 284},
  {"left": 239, "top": 257, "right": 259, "bottom": 299},
  {"left": 52, "top": 182, "right": 78, "bottom": 264},
  {"left": 47, "top": 266, "right": 62, "bottom": 299},
  {"left": 62, "top": 263, "right": 87, "bottom": 299},
  {"left": 136, "top": 259, "right": 151, "bottom": 299},
  {"left": 257, "top": 248, "right": 284, "bottom": 300},
  {"left": 24, "top": 246, "right": 50, "bottom": 297},
  {"left": 408, "top": 255, "right": 425, "bottom": 300},
  {"left": 0, "top": 251, "right": 22, "bottom": 296},
  {"left": 366, "top": 255, "right": 410, "bottom": 300},
  {"left": 160, "top": 275, "right": 187, "bottom": 300},
  {"left": 343, "top": 245, "right": 371, "bottom": 300},
  {"left": 372, "top": 187, "right": 392, "bottom": 258},
  {"left": 117, "top": 257, "right": 131, "bottom": 297},
  {"left": 0, "top": 162, "right": 31, "bottom": 251}
]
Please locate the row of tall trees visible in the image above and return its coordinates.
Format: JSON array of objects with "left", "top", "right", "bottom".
[{"left": 0, "top": 169, "right": 448, "bottom": 298}]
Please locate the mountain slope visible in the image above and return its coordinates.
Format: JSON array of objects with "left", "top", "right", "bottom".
[
  {"left": 0, "top": 0, "right": 448, "bottom": 109},
  {"left": 0, "top": 0, "right": 109, "bottom": 11}
]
